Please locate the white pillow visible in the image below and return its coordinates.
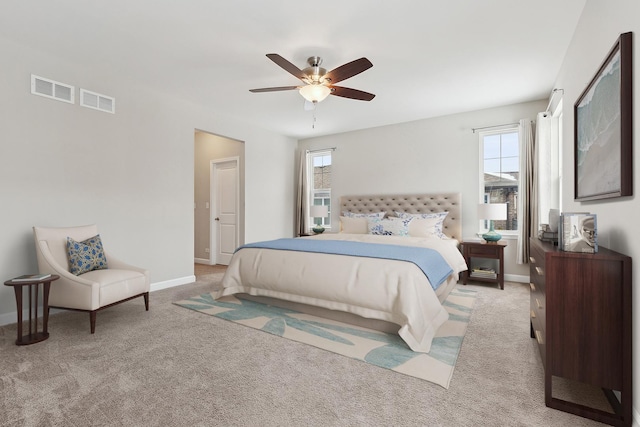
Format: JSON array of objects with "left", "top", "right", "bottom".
[
  {"left": 342, "top": 211, "right": 386, "bottom": 219},
  {"left": 339, "top": 216, "right": 368, "bottom": 234},
  {"left": 395, "top": 211, "right": 449, "bottom": 239},
  {"left": 408, "top": 217, "right": 442, "bottom": 238},
  {"left": 367, "top": 217, "right": 413, "bottom": 236}
]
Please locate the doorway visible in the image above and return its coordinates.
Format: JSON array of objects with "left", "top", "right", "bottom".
[
  {"left": 211, "top": 157, "right": 239, "bottom": 265},
  {"left": 194, "top": 130, "right": 244, "bottom": 266}
]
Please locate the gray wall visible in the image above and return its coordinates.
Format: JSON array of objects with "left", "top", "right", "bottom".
[
  {"left": 299, "top": 100, "right": 547, "bottom": 279},
  {"left": 552, "top": 0, "right": 640, "bottom": 418},
  {"left": 0, "top": 37, "right": 296, "bottom": 323}
]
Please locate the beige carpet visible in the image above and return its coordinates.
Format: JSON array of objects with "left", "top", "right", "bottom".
[{"left": 0, "top": 273, "right": 612, "bottom": 426}]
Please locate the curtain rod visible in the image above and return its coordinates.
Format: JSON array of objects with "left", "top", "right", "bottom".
[
  {"left": 306, "top": 147, "right": 336, "bottom": 154},
  {"left": 471, "top": 123, "right": 519, "bottom": 134},
  {"left": 545, "top": 88, "right": 564, "bottom": 113}
]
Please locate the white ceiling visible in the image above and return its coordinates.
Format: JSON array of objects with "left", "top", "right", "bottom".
[{"left": 1, "top": 0, "right": 586, "bottom": 139}]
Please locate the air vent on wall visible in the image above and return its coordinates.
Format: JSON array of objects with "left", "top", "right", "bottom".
[
  {"left": 31, "top": 74, "right": 74, "bottom": 104},
  {"left": 80, "top": 89, "right": 115, "bottom": 114}
]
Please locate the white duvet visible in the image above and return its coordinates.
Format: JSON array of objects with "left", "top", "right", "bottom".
[{"left": 216, "top": 233, "right": 468, "bottom": 353}]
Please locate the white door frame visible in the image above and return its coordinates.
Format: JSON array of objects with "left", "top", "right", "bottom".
[{"left": 209, "top": 156, "right": 240, "bottom": 264}]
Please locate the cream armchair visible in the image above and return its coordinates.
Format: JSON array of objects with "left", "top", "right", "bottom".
[{"left": 33, "top": 224, "right": 150, "bottom": 333}]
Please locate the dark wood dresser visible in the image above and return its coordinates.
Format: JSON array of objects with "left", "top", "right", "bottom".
[{"left": 529, "top": 237, "right": 632, "bottom": 426}]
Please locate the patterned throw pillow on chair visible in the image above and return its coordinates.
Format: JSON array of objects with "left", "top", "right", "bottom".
[{"left": 66, "top": 234, "right": 109, "bottom": 275}]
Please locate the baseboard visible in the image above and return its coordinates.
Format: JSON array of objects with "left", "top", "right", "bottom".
[
  {"left": 0, "top": 307, "right": 67, "bottom": 327},
  {"left": 194, "top": 258, "right": 211, "bottom": 265},
  {"left": 505, "top": 273, "right": 529, "bottom": 283},
  {"left": 150, "top": 275, "right": 196, "bottom": 292},
  {"left": 0, "top": 311, "right": 24, "bottom": 327},
  {"left": 0, "top": 275, "right": 197, "bottom": 327}
]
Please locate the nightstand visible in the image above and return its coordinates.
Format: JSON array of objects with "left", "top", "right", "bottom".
[{"left": 461, "top": 240, "right": 507, "bottom": 289}]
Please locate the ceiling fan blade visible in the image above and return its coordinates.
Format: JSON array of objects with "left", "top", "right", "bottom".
[
  {"left": 249, "top": 86, "right": 299, "bottom": 93},
  {"left": 324, "top": 58, "right": 373, "bottom": 84},
  {"left": 330, "top": 86, "right": 376, "bottom": 101},
  {"left": 266, "top": 54, "right": 307, "bottom": 81}
]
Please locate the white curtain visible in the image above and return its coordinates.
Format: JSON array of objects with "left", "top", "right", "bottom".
[
  {"left": 295, "top": 150, "right": 309, "bottom": 236},
  {"left": 535, "top": 112, "right": 560, "bottom": 225},
  {"left": 517, "top": 119, "right": 536, "bottom": 264}
]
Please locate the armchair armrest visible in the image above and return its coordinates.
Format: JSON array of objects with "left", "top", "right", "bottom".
[
  {"left": 104, "top": 252, "right": 147, "bottom": 274},
  {"left": 105, "top": 252, "right": 150, "bottom": 288}
]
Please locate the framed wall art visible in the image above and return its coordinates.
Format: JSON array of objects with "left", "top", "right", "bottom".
[{"left": 574, "top": 32, "right": 633, "bottom": 201}]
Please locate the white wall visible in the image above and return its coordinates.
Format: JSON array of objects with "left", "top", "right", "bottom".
[
  {"left": 552, "top": 0, "right": 640, "bottom": 422},
  {"left": 299, "top": 100, "right": 546, "bottom": 278},
  {"left": 0, "top": 37, "right": 296, "bottom": 322}
]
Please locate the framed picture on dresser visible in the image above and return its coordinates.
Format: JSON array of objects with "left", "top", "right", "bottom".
[
  {"left": 559, "top": 213, "right": 597, "bottom": 253},
  {"left": 574, "top": 32, "right": 633, "bottom": 202}
]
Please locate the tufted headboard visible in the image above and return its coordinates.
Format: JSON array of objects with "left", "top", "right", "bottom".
[{"left": 339, "top": 193, "right": 462, "bottom": 241}]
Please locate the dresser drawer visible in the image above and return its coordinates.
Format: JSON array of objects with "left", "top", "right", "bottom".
[
  {"left": 530, "top": 288, "right": 546, "bottom": 335},
  {"left": 530, "top": 315, "right": 546, "bottom": 367},
  {"left": 529, "top": 239, "right": 547, "bottom": 368},
  {"left": 529, "top": 246, "right": 546, "bottom": 292}
]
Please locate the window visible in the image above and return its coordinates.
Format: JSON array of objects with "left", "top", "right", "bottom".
[
  {"left": 479, "top": 129, "right": 519, "bottom": 232},
  {"left": 308, "top": 151, "right": 332, "bottom": 229}
]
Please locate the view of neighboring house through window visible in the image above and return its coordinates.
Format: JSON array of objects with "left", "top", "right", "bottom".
[
  {"left": 480, "top": 129, "right": 519, "bottom": 232},
  {"left": 309, "top": 151, "right": 331, "bottom": 229}
]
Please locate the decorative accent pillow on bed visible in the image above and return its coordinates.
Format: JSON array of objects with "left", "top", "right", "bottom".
[
  {"left": 407, "top": 217, "right": 443, "bottom": 238},
  {"left": 66, "top": 234, "right": 108, "bottom": 275},
  {"left": 367, "top": 217, "right": 413, "bottom": 236},
  {"left": 395, "top": 211, "right": 449, "bottom": 239},
  {"left": 341, "top": 211, "right": 386, "bottom": 219},
  {"left": 339, "top": 216, "right": 369, "bottom": 234}
]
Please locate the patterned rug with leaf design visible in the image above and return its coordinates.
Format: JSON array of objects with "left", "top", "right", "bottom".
[{"left": 174, "top": 286, "right": 476, "bottom": 388}]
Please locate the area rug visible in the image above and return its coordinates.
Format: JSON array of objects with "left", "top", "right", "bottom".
[{"left": 174, "top": 287, "right": 476, "bottom": 388}]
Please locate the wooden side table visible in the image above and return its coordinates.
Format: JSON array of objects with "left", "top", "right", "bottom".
[
  {"left": 4, "top": 275, "right": 59, "bottom": 345},
  {"left": 462, "top": 240, "right": 507, "bottom": 289}
]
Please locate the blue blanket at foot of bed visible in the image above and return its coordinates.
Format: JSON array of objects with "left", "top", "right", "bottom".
[{"left": 238, "top": 238, "right": 453, "bottom": 289}]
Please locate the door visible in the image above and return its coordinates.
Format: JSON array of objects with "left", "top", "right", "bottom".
[{"left": 211, "top": 158, "right": 239, "bottom": 265}]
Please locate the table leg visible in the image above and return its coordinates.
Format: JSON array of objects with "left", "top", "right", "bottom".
[
  {"left": 463, "top": 256, "right": 469, "bottom": 285},
  {"left": 13, "top": 286, "right": 23, "bottom": 345},
  {"left": 42, "top": 282, "right": 51, "bottom": 335},
  {"left": 28, "top": 284, "right": 33, "bottom": 336},
  {"left": 499, "top": 254, "right": 505, "bottom": 290},
  {"left": 34, "top": 284, "right": 39, "bottom": 335}
]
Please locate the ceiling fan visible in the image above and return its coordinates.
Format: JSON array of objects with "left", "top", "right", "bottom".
[{"left": 249, "top": 54, "right": 375, "bottom": 104}]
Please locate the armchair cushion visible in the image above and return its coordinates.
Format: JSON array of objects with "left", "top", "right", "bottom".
[
  {"left": 67, "top": 234, "right": 108, "bottom": 275},
  {"left": 82, "top": 268, "right": 149, "bottom": 307}
]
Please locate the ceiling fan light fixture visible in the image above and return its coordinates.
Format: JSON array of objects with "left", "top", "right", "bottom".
[{"left": 299, "top": 84, "right": 331, "bottom": 103}]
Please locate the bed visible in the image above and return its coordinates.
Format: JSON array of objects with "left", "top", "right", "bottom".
[{"left": 215, "top": 193, "right": 467, "bottom": 353}]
